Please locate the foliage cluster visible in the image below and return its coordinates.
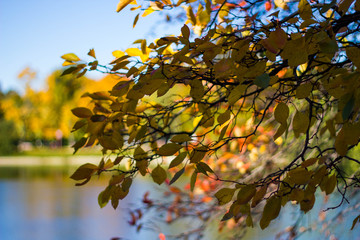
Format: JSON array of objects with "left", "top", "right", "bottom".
[
  {"left": 67, "top": 0, "right": 360, "bottom": 238},
  {"left": 0, "top": 68, "right": 118, "bottom": 153}
]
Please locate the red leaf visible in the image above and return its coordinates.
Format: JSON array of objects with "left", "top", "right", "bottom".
[{"left": 159, "top": 233, "right": 166, "bottom": 240}]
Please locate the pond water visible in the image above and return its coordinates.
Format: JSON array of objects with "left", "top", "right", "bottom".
[
  {"left": 0, "top": 166, "right": 160, "bottom": 240},
  {"left": 0, "top": 164, "right": 359, "bottom": 240}
]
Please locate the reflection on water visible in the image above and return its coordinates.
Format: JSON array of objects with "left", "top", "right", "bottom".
[
  {"left": 0, "top": 167, "right": 158, "bottom": 240},
  {"left": 1, "top": 165, "right": 359, "bottom": 240}
]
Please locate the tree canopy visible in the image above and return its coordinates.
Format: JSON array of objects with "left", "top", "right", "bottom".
[{"left": 66, "top": 0, "right": 360, "bottom": 238}]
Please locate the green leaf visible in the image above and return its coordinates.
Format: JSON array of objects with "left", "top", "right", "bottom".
[
  {"left": 169, "top": 152, "right": 187, "bottom": 169},
  {"left": 251, "top": 185, "right": 267, "bottom": 208},
  {"left": 274, "top": 102, "right": 289, "bottom": 125},
  {"left": 190, "top": 170, "right": 197, "bottom": 192},
  {"left": 170, "top": 134, "right": 192, "bottom": 143},
  {"left": 157, "top": 143, "right": 183, "bottom": 156},
  {"left": 181, "top": 24, "right": 190, "bottom": 39},
  {"left": 280, "top": 37, "right": 308, "bottom": 67},
  {"left": 254, "top": 73, "right": 270, "bottom": 89},
  {"left": 351, "top": 215, "right": 360, "bottom": 230},
  {"left": 134, "top": 146, "right": 147, "bottom": 161},
  {"left": 122, "top": 177, "right": 132, "bottom": 192},
  {"left": 61, "top": 53, "right": 80, "bottom": 62},
  {"left": 228, "top": 85, "right": 246, "bottom": 105},
  {"left": 288, "top": 168, "right": 312, "bottom": 185},
  {"left": 70, "top": 163, "right": 98, "bottom": 180},
  {"left": 292, "top": 111, "right": 309, "bottom": 136},
  {"left": 346, "top": 47, "right": 360, "bottom": 68},
  {"left": 71, "top": 107, "right": 93, "bottom": 118},
  {"left": 325, "top": 173, "right": 337, "bottom": 195},
  {"left": 301, "top": 158, "right": 318, "bottom": 168},
  {"left": 169, "top": 167, "right": 185, "bottom": 185},
  {"left": 196, "top": 162, "right": 214, "bottom": 176},
  {"left": 237, "top": 185, "right": 256, "bottom": 205},
  {"left": 215, "top": 188, "right": 236, "bottom": 205},
  {"left": 98, "top": 187, "right": 112, "bottom": 208},
  {"left": 72, "top": 137, "right": 88, "bottom": 154},
  {"left": 217, "top": 110, "right": 231, "bottom": 125},
  {"left": 136, "top": 160, "right": 148, "bottom": 176},
  {"left": 190, "top": 146, "right": 207, "bottom": 163},
  {"left": 342, "top": 96, "right": 354, "bottom": 121},
  {"left": 152, "top": 165, "right": 167, "bottom": 185},
  {"left": 260, "top": 196, "right": 282, "bottom": 229},
  {"left": 296, "top": 83, "right": 312, "bottom": 99},
  {"left": 61, "top": 66, "right": 78, "bottom": 76},
  {"left": 298, "top": 0, "right": 312, "bottom": 20}
]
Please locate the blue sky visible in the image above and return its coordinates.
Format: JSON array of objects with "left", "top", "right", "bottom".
[{"left": 0, "top": 0, "right": 178, "bottom": 93}]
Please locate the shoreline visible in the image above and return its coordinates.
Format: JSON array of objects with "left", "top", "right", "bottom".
[{"left": 0, "top": 156, "right": 101, "bottom": 167}]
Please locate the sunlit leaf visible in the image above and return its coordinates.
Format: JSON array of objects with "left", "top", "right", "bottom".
[
  {"left": 61, "top": 53, "right": 80, "bottom": 62},
  {"left": 215, "top": 188, "right": 236, "bottom": 205},
  {"left": 116, "top": 0, "right": 135, "bottom": 12}
]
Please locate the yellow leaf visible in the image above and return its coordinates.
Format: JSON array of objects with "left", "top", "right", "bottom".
[
  {"left": 162, "top": 0, "right": 172, "bottom": 5},
  {"left": 126, "top": 48, "right": 143, "bottom": 56},
  {"left": 274, "top": 0, "right": 288, "bottom": 9},
  {"left": 116, "top": 0, "right": 135, "bottom": 12},
  {"left": 62, "top": 60, "right": 75, "bottom": 66},
  {"left": 142, "top": 7, "right": 155, "bottom": 17},
  {"left": 61, "top": 53, "right": 80, "bottom": 62},
  {"left": 112, "top": 50, "right": 124, "bottom": 58},
  {"left": 186, "top": 5, "right": 196, "bottom": 25},
  {"left": 157, "top": 143, "right": 182, "bottom": 156},
  {"left": 215, "top": 188, "right": 236, "bottom": 205}
]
